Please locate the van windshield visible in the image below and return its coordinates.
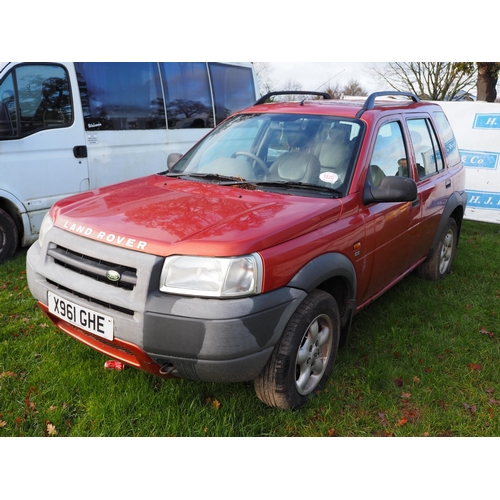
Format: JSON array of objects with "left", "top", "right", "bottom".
[{"left": 167, "top": 113, "right": 363, "bottom": 197}]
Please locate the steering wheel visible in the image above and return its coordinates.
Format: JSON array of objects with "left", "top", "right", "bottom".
[{"left": 231, "top": 151, "right": 270, "bottom": 176}]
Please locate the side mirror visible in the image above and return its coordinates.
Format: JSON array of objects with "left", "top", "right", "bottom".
[
  {"left": 363, "top": 175, "right": 417, "bottom": 205},
  {"left": 167, "top": 153, "right": 182, "bottom": 170},
  {"left": 0, "top": 102, "right": 14, "bottom": 137}
]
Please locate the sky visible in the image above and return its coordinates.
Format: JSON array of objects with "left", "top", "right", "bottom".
[
  {"left": 13, "top": 0, "right": 494, "bottom": 99},
  {"left": 258, "top": 62, "right": 381, "bottom": 94},
  {"left": 13, "top": 1, "right": 491, "bottom": 68}
]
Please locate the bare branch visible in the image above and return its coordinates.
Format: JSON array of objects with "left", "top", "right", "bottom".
[{"left": 368, "top": 62, "right": 476, "bottom": 100}]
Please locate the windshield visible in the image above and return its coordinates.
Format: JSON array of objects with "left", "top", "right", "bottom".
[{"left": 168, "top": 113, "right": 363, "bottom": 196}]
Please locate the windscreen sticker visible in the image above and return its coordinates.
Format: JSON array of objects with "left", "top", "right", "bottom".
[{"left": 319, "top": 172, "right": 339, "bottom": 184}]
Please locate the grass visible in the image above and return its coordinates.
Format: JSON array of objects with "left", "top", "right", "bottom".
[{"left": 1, "top": 219, "right": 499, "bottom": 437}]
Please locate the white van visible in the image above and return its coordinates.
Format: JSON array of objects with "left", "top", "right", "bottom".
[{"left": 0, "top": 62, "right": 259, "bottom": 262}]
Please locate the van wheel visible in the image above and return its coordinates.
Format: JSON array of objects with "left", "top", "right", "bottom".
[
  {"left": 417, "top": 217, "right": 458, "bottom": 280},
  {"left": 254, "top": 290, "right": 340, "bottom": 409},
  {"left": 0, "top": 209, "right": 18, "bottom": 264}
]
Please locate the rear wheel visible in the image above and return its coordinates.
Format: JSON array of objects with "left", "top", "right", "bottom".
[
  {"left": 0, "top": 209, "right": 18, "bottom": 264},
  {"left": 254, "top": 289, "right": 340, "bottom": 409},
  {"left": 417, "top": 217, "right": 458, "bottom": 280}
]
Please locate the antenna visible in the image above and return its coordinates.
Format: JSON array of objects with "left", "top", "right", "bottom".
[{"left": 313, "top": 69, "right": 345, "bottom": 92}]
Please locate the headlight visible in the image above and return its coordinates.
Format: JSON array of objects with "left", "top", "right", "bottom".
[
  {"left": 160, "top": 254, "right": 263, "bottom": 298},
  {"left": 38, "top": 212, "right": 54, "bottom": 247}
]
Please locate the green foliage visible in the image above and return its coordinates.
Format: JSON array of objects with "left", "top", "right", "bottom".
[{"left": 1, "top": 220, "right": 499, "bottom": 437}]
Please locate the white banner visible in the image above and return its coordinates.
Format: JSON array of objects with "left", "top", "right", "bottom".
[{"left": 437, "top": 101, "right": 500, "bottom": 224}]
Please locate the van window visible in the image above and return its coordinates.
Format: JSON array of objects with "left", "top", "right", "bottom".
[
  {"left": 75, "top": 62, "right": 165, "bottom": 131},
  {"left": 160, "top": 62, "right": 214, "bottom": 129},
  {"left": 0, "top": 73, "right": 17, "bottom": 136},
  {"left": 0, "top": 63, "right": 73, "bottom": 139},
  {"left": 208, "top": 63, "right": 257, "bottom": 125}
]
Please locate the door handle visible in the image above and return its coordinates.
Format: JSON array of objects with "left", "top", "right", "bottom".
[
  {"left": 445, "top": 179, "right": 451, "bottom": 188},
  {"left": 73, "top": 145, "right": 87, "bottom": 158}
]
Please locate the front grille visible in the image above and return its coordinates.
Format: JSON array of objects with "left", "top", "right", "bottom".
[
  {"left": 47, "top": 279, "right": 134, "bottom": 316},
  {"left": 48, "top": 245, "right": 137, "bottom": 290}
]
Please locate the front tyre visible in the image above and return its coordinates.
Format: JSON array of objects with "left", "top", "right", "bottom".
[
  {"left": 417, "top": 217, "right": 458, "bottom": 280},
  {"left": 254, "top": 289, "right": 340, "bottom": 409}
]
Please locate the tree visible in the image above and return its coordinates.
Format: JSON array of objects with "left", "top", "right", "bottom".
[
  {"left": 369, "top": 62, "right": 476, "bottom": 100},
  {"left": 476, "top": 62, "right": 499, "bottom": 102},
  {"left": 323, "top": 83, "right": 343, "bottom": 99},
  {"left": 323, "top": 79, "right": 366, "bottom": 99},
  {"left": 342, "top": 78, "right": 366, "bottom": 97},
  {"left": 253, "top": 63, "right": 304, "bottom": 100},
  {"left": 253, "top": 62, "right": 275, "bottom": 96},
  {"left": 276, "top": 78, "right": 304, "bottom": 101}
]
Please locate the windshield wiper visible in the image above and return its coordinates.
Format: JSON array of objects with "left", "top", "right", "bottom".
[
  {"left": 163, "top": 173, "right": 341, "bottom": 196},
  {"left": 252, "top": 181, "right": 341, "bottom": 196},
  {"left": 164, "top": 172, "right": 247, "bottom": 183}
]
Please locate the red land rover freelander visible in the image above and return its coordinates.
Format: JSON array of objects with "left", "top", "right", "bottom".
[{"left": 26, "top": 91, "right": 467, "bottom": 409}]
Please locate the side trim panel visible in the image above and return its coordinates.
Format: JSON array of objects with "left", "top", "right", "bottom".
[
  {"left": 287, "top": 252, "right": 357, "bottom": 300},
  {"left": 429, "top": 191, "right": 467, "bottom": 254}
]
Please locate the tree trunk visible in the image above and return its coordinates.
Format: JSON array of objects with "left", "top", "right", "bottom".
[{"left": 476, "top": 63, "right": 499, "bottom": 102}]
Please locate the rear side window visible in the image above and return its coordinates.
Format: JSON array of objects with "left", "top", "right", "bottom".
[
  {"left": 407, "top": 119, "right": 444, "bottom": 179},
  {"left": 74, "top": 62, "right": 257, "bottom": 132},
  {"left": 0, "top": 63, "right": 73, "bottom": 139},
  {"left": 208, "top": 63, "right": 257, "bottom": 125},
  {"left": 75, "top": 62, "right": 165, "bottom": 131},
  {"left": 160, "top": 62, "right": 214, "bottom": 129},
  {"left": 433, "top": 111, "right": 461, "bottom": 166},
  {"left": 160, "top": 63, "right": 257, "bottom": 129}
]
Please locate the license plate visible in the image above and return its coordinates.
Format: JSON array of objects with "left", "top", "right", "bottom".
[{"left": 48, "top": 291, "right": 114, "bottom": 340}]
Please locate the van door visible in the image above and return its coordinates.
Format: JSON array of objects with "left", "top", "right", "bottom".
[{"left": 0, "top": 62, "right": 88, "bottom": 244}]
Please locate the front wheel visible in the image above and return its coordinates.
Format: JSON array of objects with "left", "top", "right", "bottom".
[
  {"left": 0, "top": 209, "right": 18, "bottom": 264},
  {"left": 254, "top": 290, "right": 340, "bottom": 409},
  {"left": 417, "top": 217, "right": 458, "bottom": 280}
]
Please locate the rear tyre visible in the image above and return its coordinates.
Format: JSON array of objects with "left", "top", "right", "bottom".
[
  {"left": 254, "top": 289, "right": 340, "bottom": 409},
  {"left": 0, "top": 209, "right": 18, "bottom": 264},
  {"left": 417, "top": 217, "right": 458, "bottom": 281}
]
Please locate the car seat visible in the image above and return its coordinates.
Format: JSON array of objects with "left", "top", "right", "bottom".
[{"left": 269, "top": 152, "right": 321, "bottom": 183}]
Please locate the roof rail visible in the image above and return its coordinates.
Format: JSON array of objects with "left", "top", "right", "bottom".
[
  {"left": 254, "top": 91, "right": 332, "bottom": 106},
  {"left": 355, "top": 91, "right": 420, "bottom": 118}
]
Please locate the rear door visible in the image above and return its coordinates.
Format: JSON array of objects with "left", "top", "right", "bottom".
[{"left": 405, "top": 115, "right": 450, "bottom": 253}]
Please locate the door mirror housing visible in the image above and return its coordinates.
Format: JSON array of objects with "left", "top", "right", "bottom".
[
  {"left": 167, "top": 153, "right": 183, "bottom": 170},
  {"left": 363, "top": 175, "right": 418, "bottom": 205}
]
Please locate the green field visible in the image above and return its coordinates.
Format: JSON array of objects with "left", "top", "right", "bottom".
[{"left": 1, "top": 220, "right": 499, "bottom": 437}]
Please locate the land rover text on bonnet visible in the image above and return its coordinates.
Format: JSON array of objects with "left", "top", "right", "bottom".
[{"left": 26, "top": 91, "right": 467, "bottom": 409}]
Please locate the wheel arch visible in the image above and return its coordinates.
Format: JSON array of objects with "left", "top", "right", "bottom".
[
  {"left": 287, "top": 252, "right": 357, "bottom": 348},
  {"left": 0, "top": 195, "right": 24, "bottom": 245},
  {"left": 429, "top": 190, "right": 467, "bottom": 258}
]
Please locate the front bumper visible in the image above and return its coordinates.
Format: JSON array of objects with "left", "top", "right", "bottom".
[{"left": 27, "top": 228, "right": 306, "bottom": 382}]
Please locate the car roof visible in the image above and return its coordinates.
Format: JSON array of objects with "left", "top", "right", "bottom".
[{"left": 241, "top": 91, "right": 442, "bottom": 120}]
